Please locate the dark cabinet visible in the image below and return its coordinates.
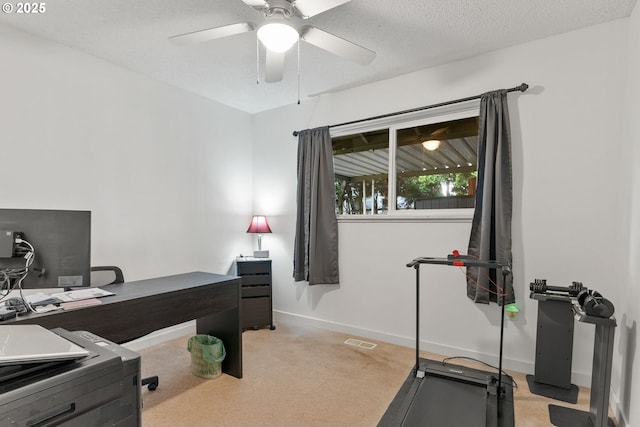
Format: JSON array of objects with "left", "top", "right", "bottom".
[{"left": 236, "top": 259, "right": 275, "bottom": 331}]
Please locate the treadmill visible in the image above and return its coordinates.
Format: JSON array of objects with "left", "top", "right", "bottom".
[{"left": 378, "top": 252, "right": 515, "bottom": 427}]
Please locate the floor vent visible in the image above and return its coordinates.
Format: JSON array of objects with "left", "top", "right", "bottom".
[{"left": 344, "top": 338, "right": 377, "bottom": 350}]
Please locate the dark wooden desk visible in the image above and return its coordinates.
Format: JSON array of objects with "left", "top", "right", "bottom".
[{"left": 5, "top": 271, "right": 243, "bottom": 378}]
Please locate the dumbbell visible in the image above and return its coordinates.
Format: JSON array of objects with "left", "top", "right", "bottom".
[
  {"left": 576, "top": 288, "right": 615, "bottom": 318},
  {"left": 529, "top": 279, "right": 584, "bottom": 296}
]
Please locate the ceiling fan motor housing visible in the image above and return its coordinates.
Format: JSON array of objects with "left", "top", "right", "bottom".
[{"left": 263, "top": 0, "right": 294, "bottom": 20}]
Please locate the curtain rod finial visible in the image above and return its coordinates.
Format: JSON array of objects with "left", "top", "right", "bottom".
[{"left": 518, "top": 83, "right": 529, "bottom": 92}]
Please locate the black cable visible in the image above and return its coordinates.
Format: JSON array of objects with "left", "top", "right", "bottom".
[
  {"left": 441, "top": 356, "right": 518, "bottom": 388},
  {"left": 0, "top": 238, "right": 36, "bottom": 310}
]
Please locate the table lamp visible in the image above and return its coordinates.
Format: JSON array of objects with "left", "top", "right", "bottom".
[{"left": 246, "top": 215, "right": 272, "bottom": 258}]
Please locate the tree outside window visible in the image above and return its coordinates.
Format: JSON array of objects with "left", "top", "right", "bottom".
[{"left": 332, "top": 114, "right": 479, "bottom": 215}]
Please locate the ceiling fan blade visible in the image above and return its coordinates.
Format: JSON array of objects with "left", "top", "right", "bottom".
[
  {"left": 293, "top": 0, "right": 351, "bottom": 18},
  {"left": 241, "top": 0, "right": 267, "bottom": 7},
  {"left": 264, "top": 49, "right": 285, "bottom": 83},
  {"left": 169, "top": 22, "right": 255, "bottom": 45},
  {"left": 300, "top": 26, "right": 376, "bottom": 65}
]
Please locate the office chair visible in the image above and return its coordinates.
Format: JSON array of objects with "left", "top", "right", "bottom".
[
  {"left": 90, "top": 266, "right": 159, "bottom": 391},
  {"left": 89, "top": 265, "right": 125, "bottom": 285}
]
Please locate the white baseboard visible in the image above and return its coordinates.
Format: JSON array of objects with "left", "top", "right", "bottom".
[
  {"left": 114, "top": 310, "right": 629, "bottom": 425},
  {"left": 273, "top": 310, "right": 593, "bottom": 387},
  {"left": 121, "top": 320, "right": 195, "bottom": 352},
  {"left": 116, "top": 310, "right": 595, "bottom": 387},
  {"left": 610, "top": 387, "right": 632, "bottom": 427}
]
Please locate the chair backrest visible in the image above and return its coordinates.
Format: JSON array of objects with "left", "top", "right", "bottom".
[{"left": 90, "top": 266, "right": 125, "bottom": 286}]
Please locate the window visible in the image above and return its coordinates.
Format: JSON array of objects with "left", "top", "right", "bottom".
[
  {"left": 333, "top": 129, "right": 389, "bottom": 215},
  {"left": 332, "top": 103, "right": 479, "bottom": 216}
]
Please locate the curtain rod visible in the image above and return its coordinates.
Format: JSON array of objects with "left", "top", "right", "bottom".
[{"left": 292, "top": 83, "right": 528, "bottom": 137}]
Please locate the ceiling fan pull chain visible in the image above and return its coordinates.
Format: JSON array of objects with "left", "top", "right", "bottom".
[
  {"left": 297, "top": 38, "right": 301, "bottom": 105},
  {"left": 256, "top": 36, "right": 260, "bottom": 85}
]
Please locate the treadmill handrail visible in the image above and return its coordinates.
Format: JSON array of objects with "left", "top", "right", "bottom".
[
  {"left": 407, "top": 254, "right": 510, "bottom": 273},
  {"left": 406, "top": 252, "right": 511, "bottom": 405}
]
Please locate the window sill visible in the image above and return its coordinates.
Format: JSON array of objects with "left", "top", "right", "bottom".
[{"left": 337, "top": 210, "right": 473, "bottom": 223}]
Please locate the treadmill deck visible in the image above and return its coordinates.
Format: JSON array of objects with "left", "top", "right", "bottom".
[{"left": 378, "top": 358, "right": 515, "bottom": 427}]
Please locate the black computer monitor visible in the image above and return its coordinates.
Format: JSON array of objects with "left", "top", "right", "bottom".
[{"left": 0, "top": 209, "right": 91, "bottom": 290}]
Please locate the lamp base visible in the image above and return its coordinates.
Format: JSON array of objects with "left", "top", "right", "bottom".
[{"left": 253, "top": 250, "right": 269, "bottom": 258}]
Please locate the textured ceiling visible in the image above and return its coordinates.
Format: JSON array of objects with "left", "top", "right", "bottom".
[{"left": 0, "top": 0, "right": 635, "bottom": 113}]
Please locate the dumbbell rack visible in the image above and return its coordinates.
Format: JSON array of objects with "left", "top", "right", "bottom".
[
  {"left": 527, "top": 280, "right": 583, "bottom": 403},
  {"left": 548, "top": 302, "right": 616, "bottom": 427}
]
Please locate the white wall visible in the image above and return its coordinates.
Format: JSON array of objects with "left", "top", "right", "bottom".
[
  {"left": 3, "top": 11, "right": 639, "bottom": 425},
  {"left": 0, "top": 23, "right": 254, "bottom": 281},
  {"left": 253, "top": 18, "right": 630, "bottom": 395},
  {"left": 617, "top": 2, "right": 640, "bottom": 426}
]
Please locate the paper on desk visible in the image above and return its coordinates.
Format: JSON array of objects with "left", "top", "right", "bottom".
[
  {"left": 24, "top": 292, "right": 63, "bottom": 305},
  {"left": 51, "top": 287, "right": 114, "bottom": 302},
  {"left": 60, "top": 298, "right": 102, "bottom": 310},
  {"left": 33, "top": 304, "right": 62, "bottom": 313}
]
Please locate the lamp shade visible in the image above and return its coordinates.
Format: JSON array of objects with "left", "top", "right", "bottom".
[
  {"left": 246, "top": 215, "right": 272, "bottom": 234},
  {"left": 257, "top": 22, "right": 299, "bottom": 53}
]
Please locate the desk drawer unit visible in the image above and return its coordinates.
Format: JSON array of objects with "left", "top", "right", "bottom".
[{"left": 236, "top": 259, "right": 275, "bottom": 331}]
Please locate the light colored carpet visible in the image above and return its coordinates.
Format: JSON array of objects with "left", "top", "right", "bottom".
[{"left": 139, "top": 314, "right": 613, "bottom": 427}]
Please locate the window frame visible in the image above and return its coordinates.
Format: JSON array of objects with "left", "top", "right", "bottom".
[{"left": 331, "top": 99, "right": 481, "bottom": 222}]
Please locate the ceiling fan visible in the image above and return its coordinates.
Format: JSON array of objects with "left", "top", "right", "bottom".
[{"left": 169, "top": 0, "right": 376, "bottom": 83}]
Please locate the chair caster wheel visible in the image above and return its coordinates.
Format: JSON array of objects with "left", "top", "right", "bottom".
[{"left": 142, "top": 376, "right": 159, "bottom": 391}]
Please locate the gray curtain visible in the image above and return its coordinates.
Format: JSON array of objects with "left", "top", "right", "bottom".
[
  {"left": 466, "top": 90, "right": 515, "bottom": 305},
  {"left": 293, "top": 127, "right": 340, "bottom": 285}
]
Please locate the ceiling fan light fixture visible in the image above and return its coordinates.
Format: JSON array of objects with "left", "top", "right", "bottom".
[
  {"left": 257, "top": 22, "right": 299, "bottom": 52},
  {"left": 422, "top": 139, "right": 441, "bottom": 151}
]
